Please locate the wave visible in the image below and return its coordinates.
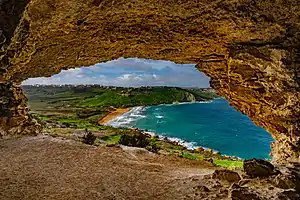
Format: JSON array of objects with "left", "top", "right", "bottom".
[
  {"left": 158, "top": 100, "right": 214, "bottom": 107},
  {"left": 143, "top": 130, "right": 241, "bottom": 159},
  {"left": 105, "top": 106, "right": 147, "bottom": 127},
  {"left": 143, "top": 131, "right": 197, "bottom": 150},
  {"left": 105, "top": 106, "right": 197, "bottom": 150}
]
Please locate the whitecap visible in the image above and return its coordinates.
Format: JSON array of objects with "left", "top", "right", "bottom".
[{"left": 105, "top": 106, "right": 147, "bottom": 127}]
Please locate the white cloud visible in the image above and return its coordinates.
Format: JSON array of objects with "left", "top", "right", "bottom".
[{"left": 22, "top": 58, "right": 210, "bottom": 88}]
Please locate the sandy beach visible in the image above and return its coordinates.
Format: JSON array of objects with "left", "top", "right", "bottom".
[{"left": 99, "top": 108, "right": 130, "bottom": 125}]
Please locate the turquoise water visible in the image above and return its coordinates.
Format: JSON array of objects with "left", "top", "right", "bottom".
[{"left": 107, "top": 98, "right": 274, "bottom": 159}]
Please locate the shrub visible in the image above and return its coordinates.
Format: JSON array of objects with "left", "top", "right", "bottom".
[
  {"left": 118, "top": 133, "right": 150, "bottom": 148},
  {"left": 82, "top": 129, "right": 96, "bottom": 145},
  {"left": 146, "top": 143, "right": 161, "bottom": 153}
]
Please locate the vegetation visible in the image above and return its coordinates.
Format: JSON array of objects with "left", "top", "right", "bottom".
[
  {"left": 118, "top": 133, "right": 150, "bottom": 147},
  {"left": 117, "top": 133, "right": 161, "bottom": 153},
  {"left": 101, "top": 134, "right": 122, "bottom": 144},
  {"left": 22, "top": 85, "right": 217, "bottom": 110},
  {"left": 182, "top": 152, "right": 202, "bottom": 160},
  {"left": 82, "top": 129, "right": 97, "bottom": 145},
  {"left": 214, "top": 160, "right": 244, "bottom": 169}
]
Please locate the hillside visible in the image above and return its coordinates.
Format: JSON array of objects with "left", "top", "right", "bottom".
[{"left": 22, "top": 85, "right": 217, "bottom": 109}]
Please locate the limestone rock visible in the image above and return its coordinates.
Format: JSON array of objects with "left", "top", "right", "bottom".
[
  {"left": 195, "top": 147, "right": 204, "bottom": 153},
  {"left": 276, "top": 190, "right": 300, "bottom": 200},
  {"left": 204, "top": 148, "right": 213, "bottom": 155},
  {"left": 273, "top": 167, "right": 300, "bottom": 192},
  {"left": 0, "top": 83, "right": 41, "bottom": 137},
  {"left": 212, "top": 169, "right": 241, "bottom": 183},
  {"left": 229, "top": 186, "right": 261, "bottom": 200},
  {"left": 244, "top": 159, "right": 275, "bottom": 178},
  {"left": 195, "top": 185, "right": 210, "bottom": 192}
]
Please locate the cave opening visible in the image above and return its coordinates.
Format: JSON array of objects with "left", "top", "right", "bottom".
[{"left": 21, "top": 58, "right": 274, "bottom": 160}]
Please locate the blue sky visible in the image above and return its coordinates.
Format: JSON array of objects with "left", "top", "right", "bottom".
[{"left": 22, "top": 58, "right": 210, "bottom": 88}]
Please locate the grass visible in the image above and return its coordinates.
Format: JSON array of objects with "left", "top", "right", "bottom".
[
  {"left": 37, "top": 115, "right": 49, "bottom": 120},
  {"left": 101, "top": 134, "right": 122, "bottom": 144},
  {"left": 182, "top": 152, "right": 202, "bottom": 160},
  {"left": 214, "top": 159, "right": 243, "bottom": 169},
  {"left": 41, "top": 115, "right": 103, "bottom": 131},
  {"left": 180, "top": 152, "right": 243, "bottom": 169}
]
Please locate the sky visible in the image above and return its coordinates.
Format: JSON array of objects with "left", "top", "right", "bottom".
[{"left": 22, "top": 58, "right": 210, "bottom": 88}]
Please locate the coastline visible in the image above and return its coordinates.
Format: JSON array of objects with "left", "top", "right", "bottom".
[
  {"left": 99, "top": 108, "right": 131, "bottom": 125},
  {"left": 97, "top": 103, "right": 243, "bottom": 161},
  {"left": 100, "top": 100, "right": 216, "bottom": 126}
]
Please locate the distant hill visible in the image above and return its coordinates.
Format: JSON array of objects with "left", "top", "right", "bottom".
[{"left": 22, "top": 85, "right": 218, "bottom": 110}]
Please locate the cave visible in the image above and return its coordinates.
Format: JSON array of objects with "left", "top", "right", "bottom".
[{"left": 0, "top": 0, "right": 299, "bottom": 166}]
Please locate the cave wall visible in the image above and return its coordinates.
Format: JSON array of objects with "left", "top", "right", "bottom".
[
  {"left": 0, "top": 82, "right": 41, "bottom": 137},
  {"left": 0, "top": 0, "right": 299, "bottom": 163}
]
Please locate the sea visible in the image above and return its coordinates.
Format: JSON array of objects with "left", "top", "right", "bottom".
[{"left": 106, "top": 98, "right": 274, "bottom": 159}]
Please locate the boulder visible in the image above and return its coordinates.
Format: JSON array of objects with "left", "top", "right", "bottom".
[
  {"left": 195, "top": 147, "right": 204, "bottom": 153},
  {"left": 273, "top": 167, "right": 300, "bottom": 192},
  {"left": 204, "top": 158, "right": 214, "bottom": 164},
  {"left": 276, "top": 190, "right": 300, "bottom": 200},
  {"left": 212, "top": 169, "right": 241, "bottom": 183},
  {"left": 244, "top": 159, "right": 275, "bottom": 178},
  {"left": 238, "top": 179, "right": 250, "bottom": 186},
  {"left": 204, "top": 148, "right": 213, "bottom": 155},
  {"left": 230, "top": 186, "right": 261, "bottom": 200}
]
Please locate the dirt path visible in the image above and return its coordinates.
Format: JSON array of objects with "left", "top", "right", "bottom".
[
  {"left": 98, "top": 108, "right": 130, "bottom": 125},
  {"left": 0, "top": 136, "right": 229, "bottom": 200}
]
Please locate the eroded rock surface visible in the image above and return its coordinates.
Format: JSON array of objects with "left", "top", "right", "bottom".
[
  {"left": 0, "top": 82, "right": 41, "bottom": 137},
  {"left": 0, "top": 136, "right": 299, "bottom": 200},
  {"left": 244, "top": 159, "right": 276, "bottom": 178},
  {"left": 0, "top": 0, "right": 299, "bottom": 164},
  {"left": 212, "top": 169, "right": 241, "bottom": 183}
]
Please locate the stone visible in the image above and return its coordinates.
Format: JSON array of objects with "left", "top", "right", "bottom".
[
  {"left": 229, "top": 186, "right": 261, "bottom": 200},
  {"left": 195, "top": 147, "right": 204, "bottom": 153},
  {"left": 204, "top": 158, "right": 214, "bottom": 164},
  {"left": 244, "top": 159, "right": 275, "bottom": 178},
  {"left": 276, "top": 190, "right": 300, "bottom": 200},
  {"left": 238, "top": 179, "right": 250, "bottom": 186},
  {"left": 272, "top": 167, "right": 300, "bottom": 192},
  {"left": 204, "top": 148, "right": 213, "bottom": 155},
  {"left": 195, "top": 185, "right": 210, "bottom": 192},
  {"left": 0, "top": 83, "right": 42, "bottom": 137},
  {"left": 212, "top": 169, "right": 241, "bottom": 183}
]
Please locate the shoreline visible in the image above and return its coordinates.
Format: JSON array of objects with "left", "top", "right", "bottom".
[
  {"left": 99, "top": 102, "right": 216, "bottom": 151},
  {"left": 125, "top": 127, "right": 242, "bottom": 161},
  {"left": 97, "top": 99, "right": 243, "bottom": 160},
  {"left": 98, "top": 108, "right": 131, "bottom": 125},
  {"left": 100, "top": 99, "right": 217, "bottom": 126}
]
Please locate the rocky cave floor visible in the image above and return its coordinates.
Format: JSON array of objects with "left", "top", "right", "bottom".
[{"left": 1, "top": 135, "right": 300, "bottom": 200}]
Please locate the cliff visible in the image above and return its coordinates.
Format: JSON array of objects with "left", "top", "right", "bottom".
[{"left": 0, "top": 0, "right": 299, "bottom": 165}]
